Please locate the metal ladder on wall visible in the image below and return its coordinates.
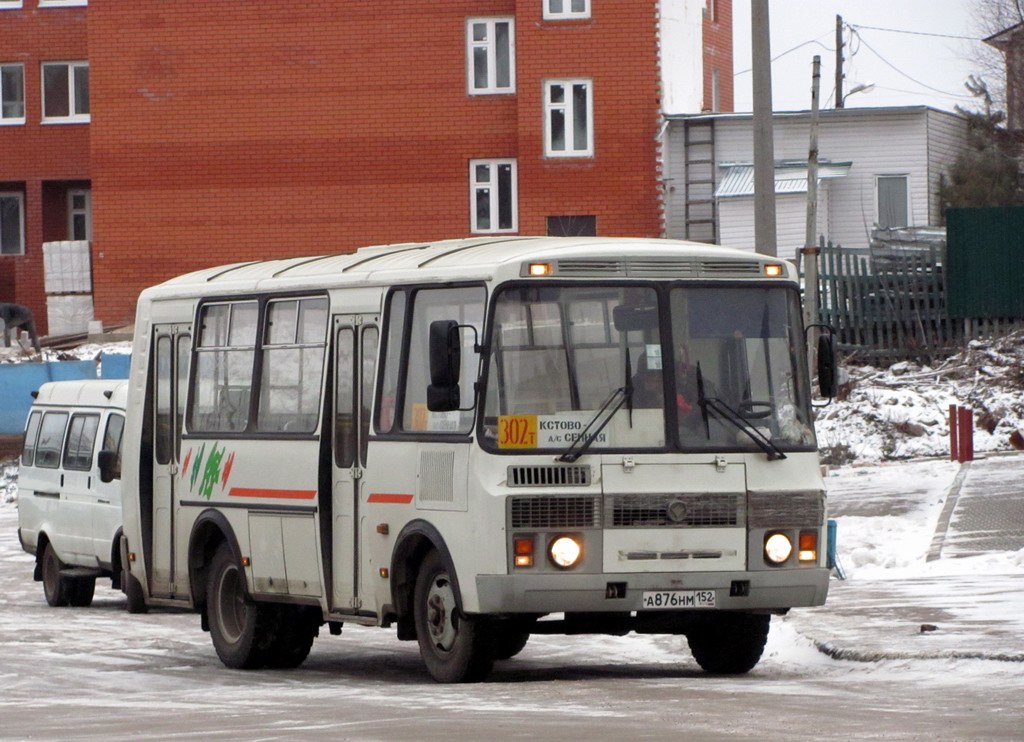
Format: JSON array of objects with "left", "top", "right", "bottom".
[{"left": 683, "top": 118, "right": 717, "bottom": 244}]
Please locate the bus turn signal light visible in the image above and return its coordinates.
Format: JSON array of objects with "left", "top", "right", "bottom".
[
  {"left": 764, "top": 263, "right": 784, "bottom": 277},
  {"left": 528, "top": 262, "right": 553, "bottom": 276},
  {"left": 799, "top": 530, "right": 818, "bottom": 562},
  {"left": 514, "top": 536, "right": 535, "bottom": 567}
]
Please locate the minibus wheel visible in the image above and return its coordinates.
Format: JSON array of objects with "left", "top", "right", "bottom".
[
  {"left": 41, "top": 543, "right": 70, "bottom": 607},
  {"left": 67, "top": 577, "right": 95, "bottom": 607},
  {"left": 263, "top": 606, "right": 317, "bottom": 669},
  {"left": 686, "top": 612, "right": 770, "bottom": 674},
  {"left": 413, "top": 550, "right": 495, "bottom": 683},
  {"left": 207, "top": 543, "right": 271, "bottom": 669}
]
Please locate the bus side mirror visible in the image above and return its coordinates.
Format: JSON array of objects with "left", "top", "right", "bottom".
[
  {"left": 98, "top": 449, "right": 119, "bottom": 483},
  {"left": 427, "top": 320, "right": 461, "bottom": 412},
  {"left": 817, "top": 332, "right": 838, "bottom": 399}
]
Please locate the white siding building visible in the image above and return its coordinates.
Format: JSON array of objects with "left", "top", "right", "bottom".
[{"left": 663, "top": 107, "right": 969, "bottom": 260}]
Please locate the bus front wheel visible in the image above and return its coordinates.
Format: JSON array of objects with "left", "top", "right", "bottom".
[
  {"left": 687, "top": 612, "right": 770, "bottom": 674},
  {"left": 413, "top": 550, "right": 495, "bottom": 683},
  {"left": 208, "top": 543, "right": 271, "bottom": 669}
]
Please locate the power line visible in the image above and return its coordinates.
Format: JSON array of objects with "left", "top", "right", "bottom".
[
  {"left": 848, "top": 23, "right": 981, "bottom": 41},
  {"left": 734, "top": 35, "right": 834, "bottom": 77},
  {"left": 850, "top": 28, "right": 973, "bottom": 99}
]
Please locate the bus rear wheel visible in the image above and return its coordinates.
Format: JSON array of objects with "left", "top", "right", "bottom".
[
  {"left": 67, "top": 576, "right": 95, "bottom": 607},
  {"left": 687, "top": 612, "right": 771, "bottom": 675},
  {"left": 413, "top": 550, "right": 495, "bottom": 683},
  {"left": 263, "top": 606, "right": 318, "bottom": 669},
  {"left": 207, "top": 543, "right": 271, "bottom": 669}
]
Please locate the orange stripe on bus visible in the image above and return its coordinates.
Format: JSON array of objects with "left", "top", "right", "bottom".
[
  {"left": 368, "top": 493, "right": 414, "bottom": 504},
  {"left": 228, "top": 487, "right": 317, "bottom": 500}
]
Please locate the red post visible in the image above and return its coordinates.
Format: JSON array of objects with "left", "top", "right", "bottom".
[
  {"left": 950, "top": 404, "right": 959, "bottom": 462},
  {"left": 958, "top": 406, "right": 974, "bottom": 462}
]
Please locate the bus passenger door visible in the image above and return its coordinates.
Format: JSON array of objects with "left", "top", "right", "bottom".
[
  {"left": 330, "top": 316, "right": 378, "bottom": 612},
  {"left": 150, "top": 326, "right": 191, "bottom": 598}
]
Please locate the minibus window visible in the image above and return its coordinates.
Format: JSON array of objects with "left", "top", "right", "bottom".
[
  {"left": 63, "top": 414, "right": 100, "bottom": 471},
  {"left": 35, "top": 412, "right": 68, "bottom": 469},
  {"left": 21, "top": 411, "right": 40, "bottom": 466}
]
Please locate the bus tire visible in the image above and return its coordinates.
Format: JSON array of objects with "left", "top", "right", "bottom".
[
  {"left": 207, "top": 542, "right": 271, "bottom": 669},
  {"left": 123, "top": 570, "right": 148, "bottom": 614},
  {"left": 67, "top": 577, "right": 96, "bottom": 607},
  {"left": 413, "top": 550, "right": 495, "bottom": 683},
  {"left": 493, "top": 630, "right": 530, "bottom": 660},
  {"left": 687, "top": 612, "right": 770, "bottom": 675},
  {"left": 41, "top": 543, "right": 71, "bottom": 607},
  {"left": 263, "top": 606, "right": 317, "bottom": 670}
]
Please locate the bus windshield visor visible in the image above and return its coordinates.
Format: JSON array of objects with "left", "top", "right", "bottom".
[{"left": 481, "top": 284, "right": 816, "bottom": 454}]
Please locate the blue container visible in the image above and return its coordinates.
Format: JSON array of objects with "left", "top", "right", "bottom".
[{"left": 827, "top": 519, "right": 838, "bottom": 569}]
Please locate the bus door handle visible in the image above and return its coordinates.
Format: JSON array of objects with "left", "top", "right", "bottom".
[{"left": 169, "top": 463, "right": 179, "bottom": 476}]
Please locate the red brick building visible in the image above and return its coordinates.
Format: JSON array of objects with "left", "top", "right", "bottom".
[
  {"left": 0, "top": 0, "right": 90, "bottom": 335},
  {"left": 3, "top": 1, "right": 732, "bottom": 332}
]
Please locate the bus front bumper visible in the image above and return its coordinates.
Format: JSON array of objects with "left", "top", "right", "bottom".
[{"left": 474, "top": 567, "right": 830, "bottom": 615}]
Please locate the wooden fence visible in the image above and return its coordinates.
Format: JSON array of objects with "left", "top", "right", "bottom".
[{"left": 801, "top": 242, "right": 1023, "bottom": 365}]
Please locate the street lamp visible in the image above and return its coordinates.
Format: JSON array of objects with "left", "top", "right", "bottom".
[{"left": 841, "top": 81, "right": 875, "bottom": 106}]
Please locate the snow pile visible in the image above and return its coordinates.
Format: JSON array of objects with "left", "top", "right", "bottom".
[
  {"left": 0, "top": 341, "right": 132, "bottom": 365},
  {"left": 815, "top": 330, "right": 1024, "bottom": 464}
]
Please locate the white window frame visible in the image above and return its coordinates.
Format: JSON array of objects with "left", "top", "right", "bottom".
[
  {"left": 68, "top": 188, "right": 92, "bottom": 241},
  {"left": 543, "top": 0, "right": 591, "bottom": 20},
  {"left": 1, "top": 63, "right": 25, "bottom": 124},
  {"left": 0, "top": 192, "right": 26, "bottom": 256},
  {"left": 41, "top": 61, "right": 90, "bottom": 124},
  {"left": 0, "top": 1, "right": 24, "bottom": 10},
  {"left": 38, "top": 0, "right": 88, "bottom": 6},
  {"left": 875, "top": 174, "right": 910, "bottom": 229},
  {"left": 466, "top": 18, "right": 515, "bottom": 95},
  {"left": 469, "top": 159, "right": 518, "bottom": 234},
  {"left": 544, "top": 79, "right": 593, "bottom": 158}
]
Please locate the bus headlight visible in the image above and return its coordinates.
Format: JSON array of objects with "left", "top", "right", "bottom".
[
  {"left": 548, "top": 535, "right": 583, "bottom": 569},
  {"left": 764, "top": 533, "right": 793, "bottom": 565}
]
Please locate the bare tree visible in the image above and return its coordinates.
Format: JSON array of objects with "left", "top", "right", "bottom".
[{"left": 968, "top": 0, "right": 1024, "bottom": 112}]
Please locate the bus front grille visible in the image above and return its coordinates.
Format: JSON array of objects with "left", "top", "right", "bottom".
[
  {"left": 507, "top": 465, "right": 592, "bottom": 487},
  {"left": 747, "top": 491, "right": 824, "bottom": 528},
  {"left": 510, "top": 496, "right": 601, "bottom": 529},
  {"left": 607, "top": 493, "right": 743, "bottom": 528}
]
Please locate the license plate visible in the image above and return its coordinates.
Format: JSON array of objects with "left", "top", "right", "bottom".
[{"left": 641, "top": 590, "right": 716, "bottom": 609}]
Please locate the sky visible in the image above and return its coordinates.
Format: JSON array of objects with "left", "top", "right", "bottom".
[{"left": 731, "top": 0, "right": 992, "bottom": 113}]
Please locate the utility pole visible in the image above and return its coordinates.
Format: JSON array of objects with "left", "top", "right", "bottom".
[
  {"left": 751, "top": 0, "right": 777, "bottom": 256},
  {"left": 834, "top": 14, "right": 845, "bottom": 108},
  {"left": 803, "top": 56, "right": 822, "bottom": 371}
]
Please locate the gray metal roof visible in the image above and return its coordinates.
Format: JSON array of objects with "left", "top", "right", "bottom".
[{"left": 715, "top": 161, "right": 852, "bottom": 199}]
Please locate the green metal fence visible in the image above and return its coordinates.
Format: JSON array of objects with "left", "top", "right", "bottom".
[{"left": 801, "top": 239, "right": 1022, "bottom": 365}]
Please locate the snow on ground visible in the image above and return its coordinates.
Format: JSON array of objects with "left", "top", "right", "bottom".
[{"left": 816, "top": 331, "right": 1024, "bottom": 464}]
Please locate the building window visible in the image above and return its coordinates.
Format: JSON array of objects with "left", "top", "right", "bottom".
[
  {"left": 877, "top": 175, "right": 909, "bottom": 228},
  {"left": 467, "top": 18, "right": 515, "bottom": 95},
  {"left": 0, "top": 1, "right": 24, "bottom": 9},
  {"left": 544, "top": 0, "right": 590, "bottom": 20},
  {"left": 1, "top": 64, "right": 25, "bottom": 123},
  {"left": 544, "top": 79, "right": 593, "bottom": 157},
  {"left": 42, "top": 61, "right": 89, "bottom": 123},
  {"left": 68, "top": 189, "right": 92, "bottom": 241},
  {"left": 0, "top": 192, "right": 25, "bottom": 255},
  {"left": 470, "top": 159, "right": 518, "bottom": 233},
  {"left": 38, "top": 0, "right": 88, "bottom": 6},
  {"left": 547, "top": 215, "right": 596, "bottom": 236}
]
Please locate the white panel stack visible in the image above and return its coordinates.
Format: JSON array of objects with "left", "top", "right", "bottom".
[{"left": 42, "top": 240, "right": 94, "bottom": 336}]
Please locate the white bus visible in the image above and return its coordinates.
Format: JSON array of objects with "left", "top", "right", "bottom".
[{"left": 120, "top": 236, "right": 836, "bottom": 682}]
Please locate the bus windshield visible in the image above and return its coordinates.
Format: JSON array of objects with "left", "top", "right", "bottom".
[{"left": 482, "top": 283, "right": 816, "bottom": 454}]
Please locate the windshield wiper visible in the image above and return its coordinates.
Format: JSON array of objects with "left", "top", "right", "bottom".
[
  {"left": 695, "top": 365, "right": 786, "bottom": 461},
  {"left": 557, "top": 386, "right": 628, "bottom": 463}
]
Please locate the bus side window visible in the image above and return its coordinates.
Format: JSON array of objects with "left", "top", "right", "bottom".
[
  {"left": 376, "top": 290, "right": 407, "bottom": 434},
  {"left": 335, "top": 327, "right": 355, "bottom": 467}
]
